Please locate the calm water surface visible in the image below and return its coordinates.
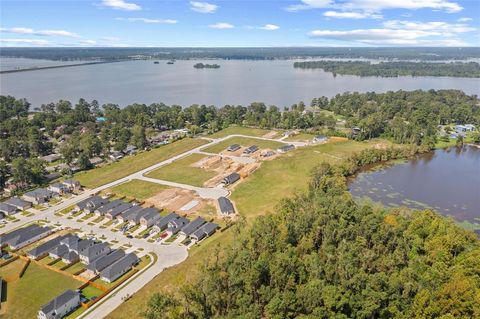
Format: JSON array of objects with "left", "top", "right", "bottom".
[
  {"left": 1, "top": 59, "right": 479, "bottom": 108},
  {"left": 349, "top": 145, "right": 480, "bottom": 223}
]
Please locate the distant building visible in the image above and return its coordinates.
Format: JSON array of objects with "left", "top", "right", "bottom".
[
  {"left": 48, "top": 183, "right": 70, "bottom": 195},
  {"left": 277, "top": 144, "right": 295, "bottom": 153},
  {"left": 38, "top": 289, "right": 80, "bottom": 319},
  {"left": 3, "top": 197, "right": 31, "bottom": 211},
  {"left": 62, "top": 251, "right": 79, "bottom": 265},
  {"left": 313, "top": 135, "right": 328, "bottom": 143},
  {"left": 116, "top": 206, "right": 143, "bottom": 223},
  {"left": 223, "top": 172, "right": 240, "bottom": 185},
  {"left": 190, "top": 223, "right": 218, "bottom": 242},
  {"left": 105, "top": 202, "right": 133, "bottom": 220},
  {"left": 243, "top": 145, "right": 259, "bottom": 154},
  {"left": 62, "top": 180, "right": 81, "bottom": 192},
  {"left": 218, "top": 197, "right": 235, "bottom": 215},
  {"left": 94, "top": 199, "right": 123, "bottom": 216},
  {"left": 179, "top": 217, "right": 206, "bottom": 237},
  {"left": 152, "top": 212, "right": 180, "bottom": 232},
  {"left": 227, "top": 144, "right": 241, "bottom": 152},
  {"left": 0, "top": 203, "right": 17, "bottom": 216},
  {"left": 100, "top": 253, "right": 139, "bottom": 283},
  {"left": 27, "top": 234, "right": 72, "bottom": 260},
  {"left": 0, "top": 225, "right": 51, "bottom": 250},
  {"left": 166, "top": 217, "right": 189, "bottom": 236},
  {"left": 40, "top": 154, "right": 62, "bottom": 163},
  {"left": 75, "top": 196, "right": 108, "bottom": 213},
  {"left": 139, "top": 208, "right": 162, "bottom": 227},
  {"left": 79, "top": 242, "right": 110, "bottom": 264},
  {"left": 86, "top": 249, "right": 125, "bottom": 276},
  {"left": 23, "top": 188, "right": 54, "bottom": 204}
]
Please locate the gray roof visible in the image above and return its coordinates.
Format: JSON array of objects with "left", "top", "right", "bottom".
[
  {"left": 4, "top": 197, "right": 31, "bottom": 209},
  {"left": 76, "top": 196, "right": 108, "bottom": 211},
  {"left": 7, "top": 226, "right": 50, "bottom": 248},
  {"left": 86, "top": 249, "right": 125, "bottom": 273},
  {"left": 168, "top": 217, "right": 189, "bottom": 229},
  {"left": 63, "top": 179, "right": 80, "bottom": 186},
  {"left": 24, "top": 188, "right": 53, "bottom": 199},
  {"left": 180, "top": 217, "right": 206, "bottom": 236},
  {"left": 60, "top": 235, "right": 80, "bottom": 248},
  {"left": 223, "top": 172, "right": 240, "bottom": 185},
  {"left": 140, "top": 208, "right": 161, "bottom": 222},
  {"left": 40, "top": 289, "right": 79, "bottom": 315},
  {"left": 227, "top": 144, "right": 241, "bottom": 151},
  {"left": 244, "top": 145, "right": 259, "bottom": 153},
  {"left": 107, "top": 202, "right": 133, "bottom": 217},
  {"left": 50, "top": 183, "right": 67, "bottom": 189},
  {"left": 27, "top": 234, "right": 71, "bottom": 258},
  {"left": 50, "top": 244, "right": 69, "bottom": 258},
  {"left": 96, "top": 199, "right": 123, "bottom": 214},
  {"left": 191, "top": 222, "right": 218, "bottom": 240},
  {"left": 127, "top": 208, "right": 151, "bottom": 223},
  {"left": 69, "top": 239, "right": 94, "bottom": 253},
  {"left": 218, "top": 197, "right": 234, "bottom": 214},
  {"left": 0, "top": 203, "right": 16, "bottom": 214},
  {"left": 100, "top": 253, "right": 138, "bottom": 282},
  {"left": 154, "top": 212, "right": 179, "bottom": 230},
  {"left": 62, "top": 251, "right": 79, "bottom": 263},
  {"left": 0, "top": 224, "right": 39, "bottom": 246},
  {"left": 278, "top": 144, "right": 295, "bottom": 152},
  {"left": 80, "top": 242, "right": 110, "bottom": 259}
]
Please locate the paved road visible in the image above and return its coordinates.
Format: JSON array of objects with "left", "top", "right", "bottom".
[{"left": 1, "top": 133, "right": 307, "bottom": 318}]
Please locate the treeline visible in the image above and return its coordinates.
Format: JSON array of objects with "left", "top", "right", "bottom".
[
  {"left": 142, "top": 148, "right": 480, "bottom": 319},
  {"left": 293, "top": 61, "right": 480, "bottom": 78},
  {"left": 2, "top": 47, "right": 479, "bottom": 61}
]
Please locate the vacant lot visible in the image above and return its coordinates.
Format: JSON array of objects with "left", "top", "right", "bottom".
[
  {"left": 285, "top": 132, "right": 316, "bottom": 142},
  {"left": 106, "top": 179, "right": 170, "bottom": 201},
  {"left": 75, "top": 138, "right": 208, "bottom": 188},
  {"left": 1, "top": 262, "right": 82, "bottom": 319},
  {"left": 202, "top": 137, "right": 284, "bottom": 154},
  {"left": 209, "top": 126, "right": 282, "bottom": 138},
  {"left": 145, "top": 154, "right": 217, "bottom": 187}
]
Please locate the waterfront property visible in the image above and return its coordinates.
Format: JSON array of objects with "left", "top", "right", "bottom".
[{"left": 37, "top": 289, "right": 80, "bottom": 319}]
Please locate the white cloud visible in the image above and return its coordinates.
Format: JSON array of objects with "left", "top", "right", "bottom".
[
  {"left": 0, "top": 27, "right": 80, "bottom": 38},
  {"left": 101, "top": 0, "right": 141, "bottom": 11},
  {"left": 190, "top": 1, "right": 218, "bottom": 13},
  {"left": 101, "top": 36, "right": 120, "bottom": 41},
  {"left": 309, "top": 20, "right": 475, "bottom": 46},
  {"left": 458, "top": 17, "right": 472, "bottom": 22},
  {"left": 115, "top": 17, "right": 178, "bottom": 24},
  {"left": 209, "top": 22, "right": 234, "bottom": 29},
  {"left": 79, "top": 40, "right": 97, "bottom": 45},
  {"left": 287, "top": 0, "right": 462, "bottom": 13},
  {"left": 0, "top": 38, "right": 50, "bottom": 46},
  {"left": 260, "top": 24, "right": 280, "bottom": 30},
  {"left": 323, "top": 10, "right": 382, "bottom": 19}
]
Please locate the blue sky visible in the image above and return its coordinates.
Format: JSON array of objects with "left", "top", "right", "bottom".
[{"left": 0, "top": 0, "right": 479, "bottom": 47}]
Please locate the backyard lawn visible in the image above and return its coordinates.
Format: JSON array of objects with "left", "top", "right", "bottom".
[
  {"left": 202, "top": 136, "right": 284, "bottom": 154},
  {"left": 0, "top": 262, "right": 82, "bottom": 319},
  {"left": 145, "top": 153, "right": 217, "bottom": 187},
  {"left": 208, "top": 126, "right": 281, "bottom": 138},
  {"left": 106, "top": 179, "right": 170, "bottom": 201},
  {"left": 75, "top": 138, "right": 208, "bottom": 188}
]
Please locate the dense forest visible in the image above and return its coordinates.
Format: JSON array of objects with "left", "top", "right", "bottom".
[
  {"left": 142, "top": 147, "right": 480, "bottom": 319},
  {"left": 1, "top": 47, "right": 479, "bottom": 61},
  {"left": 293, "top": 61, "right": 480, "bottom": 77},
  {"left": 1, "top": 89, "right": 479, "bottom": 191}
]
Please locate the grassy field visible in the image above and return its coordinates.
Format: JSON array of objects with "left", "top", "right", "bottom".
[
  {"left": 107, "top": 138, "right": 387, "bottom": 319},
  {"left": 75, "top": 138, "right": 208, "bottom": 188},
  {"left": 106, "top": 179, "right": 169, "bottom": 201},
  {"left": 81, "top": 285, "right": 103, "bottom": 299},
  {"left": 285, "top": 132, "right": 316, "bottom": 142},
  {"left": 0, "top": 262, "right": 82, "bottom": 319},
  {"left": 208, "top": 126, "right": 281, "bottom": 138},
  {"left": 145, "top": 153, "right": 217, "bottom": 187},
  {"left": 202, "top": 136, "right": 285, "bottom": 154}
]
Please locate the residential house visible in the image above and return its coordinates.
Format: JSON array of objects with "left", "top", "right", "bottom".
[
  {"left": 190, "top": 223, "right": 218, "bottom": 242},
  {"left": 95, "top": 199, "right": 124, "bottom": 216},
  {"left": 85, "top": 249, "right": 125, "bottom": 276},
  {"left": 218, "top": 197, "right": 235, "bottom": 215},
  {"left": 49, "top": 245, "right": 69, "bottom": 259},
  {"left": 261, "top": 150, "right": 275, "bottom": 157},
  {"left": 0, "top": 224, "right": 38, "bottom": 247},
  {"left": 139, "top": 208, "right": 162, "bottom": 228},
  {"left": 62, "top": 180, "right": 81, "bottom": 192},
  {"left": 166, "top": 217, "right": 189, "bottom": 236},
  {"left": 105, "top": 202, "right": 133, "bottom": 220},
  {"left": 39, "top": 154, "right": 61, "bottom": 163},
  {"left": 79, "top": 242, "right": 110, "bottom": 264},
  {"left": 116, "top": 206, "right": 143, "bottom": 223},
  {"left": 27, "top": 234, "right": 71, "bottom": 260},
  {"left": 124, "top": 145, "right": 137, "bottom": 155},
  {"left": 277, "top": 144, "right": 295, "bottom": 153},
  {"left": 4, "top": 197, "right": 31, "bottom": 211},
  {"left": 1, "top": 225, "right": 51, "bottom": 250},
  {"left": 109, "top": 151, "right": 124, "bottom": 161},
  {"left": 179, "top": 217, "right": 206, "bottom": 237},
  {"left": 89, "top": 157, "right": 104, "bottom": 166},
  {"left": 100, "top": 253, "right": 139, "bottom": 283},
  {"left": 0, "top": 203, "right": 17, "bottom": 216},
  {"left": 48, "top": 183, "right": 69, "bottom": 195},
  {"left": 243, "top": 145, "right": 259, "bottom": 154},
  {"left": 75, "top": 196, "right": 108, "bottom": 213},
  {"left": 62, "top": 251, "right": 79, "bottom": 265},
  {"left": 23, "top": 188, "right": 54, "bottom": 204},
  {"left": 68, "top": 239, "right": 95, "bottom": 255},
  {"left": 152, "top": 212, "right": 179, "bottom": 232},
  {"left": 223, "top": 172, "right": 240, "bottom": 185},
  {"left": 227, "top": 144, "right": 241, "bottom": 152},
  {"left": 313, "top": 135, "right": 328, "bottom": 143},
  {"left": 126, "top": 208, "right": 150, "bottom": 226},
  {"left": 37, "top": 289, "right": 80, "bottom": 319}
]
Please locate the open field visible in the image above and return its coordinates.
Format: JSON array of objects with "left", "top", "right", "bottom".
[
  {"left": 75, "top": 138, "right": 208, "bottom": 188},
  {"left": 0, "top": 262, "right": 82, "bottom": 319},
  {"left": 145, "top": 153, "right": 217, "bottom": 187},
  {"left": 0, "top": 258, "right": 25, "bottom": 281},
  {"left": 107, "top": 138, "right": 388, "bottom": 319},
  {"left": 208, "top": 126, "right": 282, "bottom": 138},
  {"left": 106, "top": 179, "right": 170, "bottom": 201},
  {"left": 285, "top": 132, "right": 316, "bottom": 142},
  {"left": 202, "top": 136, "right": 284, "bottom": 154}
]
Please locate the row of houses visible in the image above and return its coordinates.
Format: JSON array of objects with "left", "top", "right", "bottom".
[
  {"left": 0, "top": 224, "right": 52, "bottom": 250},
  {"left": 151, "top": 213, "right": 219, "bottom": 242}
]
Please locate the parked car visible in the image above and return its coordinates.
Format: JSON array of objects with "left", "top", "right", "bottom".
[{"left": 126, "top": 235, "right": 133, "bottom": 239}]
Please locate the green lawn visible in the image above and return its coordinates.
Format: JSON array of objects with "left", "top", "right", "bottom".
[
  {"left": 285, "top": 132, "right": 316, "bottom": 142},
  {"left": 1, "top": 262, "right": 82, "bottom": 319},
  {"left": 64, "top": 262, "right": 85, "bottom": 274},
  {"left": 209, "top": 126, "right": 282, "bottom": 138},
  {"left": 145, "top": 153, "right": 217, "bottom": 187},
  {"left": 81, "top": 285, "right": 103, "bottom": 299},
  {"left": 0, "top": 259, "right": 25, "bottom": 281},
  {"left": 106, "top": 179, "right": 170, "bottom": 201},
  {"left": 75, "top": 138, "right": 208, "bottom": 188},
  {"left": 202, "top": 137, "right": 284, "bottom": 154}
]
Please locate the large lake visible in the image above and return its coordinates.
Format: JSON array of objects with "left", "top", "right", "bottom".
[
  {"left": 1, "top": 58, "right": 479, "bottom": 108},
  {"left": 349, "top": 146, "right": 480, "bottom": 225}
]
